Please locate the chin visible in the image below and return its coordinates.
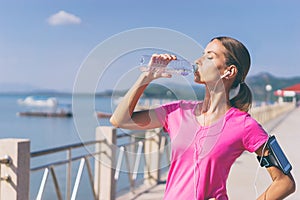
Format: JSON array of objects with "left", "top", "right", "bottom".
[
  {"left": 194, "top": 78, "right": 205, "bottom": 84},
  {"left": 194, "top": 73, "right": 204, "bottom": 83}
]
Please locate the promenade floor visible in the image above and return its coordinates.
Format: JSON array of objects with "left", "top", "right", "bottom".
[{"left": 117, "top": 106, "right": 300, "bottom": 200}]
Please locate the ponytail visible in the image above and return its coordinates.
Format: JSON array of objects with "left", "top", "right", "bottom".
[
  {"left": 229, "top": 82, "right": 252, "bottom": 112},
  {"left": 212, "top": 36, "right": 252, "bottom": 112}
]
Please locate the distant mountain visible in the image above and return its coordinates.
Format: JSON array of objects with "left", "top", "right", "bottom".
[
  {"left": 142, "top": 83, "right": 204, "bottom": 100},
  {"left": 142, "top": 72, "right": 300, "bottom": 102},
  {"left": 246, "top": 72, "right": 300, "bottom": 101},
  {"left": 0, "top": 82, "right": 40, "bottom": 93},
  {"left": 0, "top": 82, "right": 71, "bottom": 95},
  {"left": 2, "top": 72, "right": 300, "bottom": 102}
]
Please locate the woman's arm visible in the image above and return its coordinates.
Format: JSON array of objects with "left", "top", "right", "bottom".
[
  {"left": 110, "top": 72, "right": 161, "bottom": 130},
  {"left": 110, "top": 54, "right": 175, "bottom": 130},
  {"left": 255, "top": 145, "right": 296, "bottom": 200}
]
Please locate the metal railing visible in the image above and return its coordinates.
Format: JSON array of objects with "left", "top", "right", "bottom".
[
  {"left": 250, "top": 102, "right": 296, "bottom": 124},
  {"left": 114, "top": 130, "right": 170, "bottom": 194},
  {"left": 0, "top": 155, "right": 12, "bottom": 183},
  {"left": 30, "top": 140, "right": 104, "bottom": 200},
  {"left": 0, "top": 155, "right": 12, "bottom": 199},
  {"left": 29, "top": 128, "right": 171, "bottom": 200},
  {"left": 0, "top": 155, "right": 12, "bottom": 165}
]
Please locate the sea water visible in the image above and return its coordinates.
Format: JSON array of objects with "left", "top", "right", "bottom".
[{"left": 0, "top": 94, "right": 145, "bottom": 199}]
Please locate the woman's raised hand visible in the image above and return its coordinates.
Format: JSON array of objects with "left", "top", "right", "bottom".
[{"left": 145, "top": 53, "right": 177, "bottom": 79}]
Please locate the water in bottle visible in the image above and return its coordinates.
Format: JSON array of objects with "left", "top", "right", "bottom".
[{"left": 139, "top": 55, "right": 198, "bottom": 76}]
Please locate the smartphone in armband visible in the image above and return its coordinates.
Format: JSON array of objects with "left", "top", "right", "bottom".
[{"left": 257, "top": 135, "right": 292, "bottom": 175}]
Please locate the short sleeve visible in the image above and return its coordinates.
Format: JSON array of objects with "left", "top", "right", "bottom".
[
  {"left": 243, "top": 115, "right": 269, "bottom": 152},
  {"left": 154, "top": 100, "right": 182, "bottom": 133}
]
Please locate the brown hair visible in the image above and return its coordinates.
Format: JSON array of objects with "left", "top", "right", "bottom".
[{"left": 212, "top": 36, "right": 252, "bottom": 112}]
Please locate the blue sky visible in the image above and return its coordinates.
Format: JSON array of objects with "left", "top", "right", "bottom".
[{"left": 1, "top": 0, "right": 300, "bottom": 92}]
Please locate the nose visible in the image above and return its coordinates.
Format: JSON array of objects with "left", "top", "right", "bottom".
[
  {"left": 192, "top": 64, "right": 198, "bottom": 73},
  {"left": 193, "top": 56, "right": 203, "bottom": 73}
]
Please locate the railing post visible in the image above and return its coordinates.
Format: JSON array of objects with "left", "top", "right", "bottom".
[
  {"left": 0, "top": 138, "right": 30, "bottom": 200},
  {"left": 250, "top": 103, "right": 296, "bottom": 125},
  {"left": 94, "top": 126, "right": 117, "bottom": 200},
  {"left": 144, "top": 128, "right": 161, "bottom": 185}
]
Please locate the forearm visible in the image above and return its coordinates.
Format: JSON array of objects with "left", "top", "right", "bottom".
[
  {"left": 110, "top": 73, "right": 152, "bottom": 127},
  {"left": 257, "top": 170, "right": 295, "bottom": 200},
  {"left": 110, "top": 53, "right": 175, "bottom": 128},
  {"left": 255, "top": 145, "right": 296, "bottom": 200}
]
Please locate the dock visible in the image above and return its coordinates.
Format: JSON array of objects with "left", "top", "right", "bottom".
[
  {"left": 16, "top": 111, "right": 112, "bottom": 118},
  {"left": 17, "top": 111, "right": 73, "bottom": 118}
]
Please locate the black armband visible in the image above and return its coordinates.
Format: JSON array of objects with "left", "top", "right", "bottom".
[
  {"left": 257, "top": 154, "right": 279, "bottom": 168},
  {"left": 256, "top": 135, "right": 292, "bottom": 174}
]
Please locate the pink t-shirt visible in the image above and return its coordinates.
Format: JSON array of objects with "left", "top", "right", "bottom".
[{"left": 155, "top": 100, "right": 268, "bottom": 200}]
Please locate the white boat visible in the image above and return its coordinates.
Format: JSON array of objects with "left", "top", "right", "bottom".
[{"left": 17, "top": 96, "right": 58, "bottom": 107}]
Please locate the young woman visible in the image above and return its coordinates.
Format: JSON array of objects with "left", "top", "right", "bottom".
[{"left": 110, "top": 36, "right": 295, "bottom": 200}]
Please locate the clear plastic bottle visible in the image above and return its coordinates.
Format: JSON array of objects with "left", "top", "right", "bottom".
[{"left": 139, "top": 55, "right": 197, "bottom": 76}]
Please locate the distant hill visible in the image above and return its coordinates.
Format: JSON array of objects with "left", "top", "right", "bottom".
[
  {"left": 0, "top": 82, "right": 71, "bottom": 96},
  {"left": 0, "top": 82, "right": 39, "bottom": 93},
  {"left": 141, "top": 72, "right": 300, "bottom": 102},
  {"left": 246, "top": 72, "right": 300, "bottom": 101},
  {"left": 1, "top": 72, "right": 300, "bottom": 102}
]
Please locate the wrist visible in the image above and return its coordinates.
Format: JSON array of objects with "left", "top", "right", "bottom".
[{"left": 138, "top": 72, "right": 154, "bottom": 85}]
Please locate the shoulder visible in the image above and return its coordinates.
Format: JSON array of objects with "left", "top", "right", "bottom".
[
  {"left": 229, "top": 107, "right": 254, "bottom": 121},
  {"left": 227, "top": 107, "right": 249, "bottom": 122},
  {"left": 227, "top": 107, "right": 263, "bottom": 131},
  {"left": 155, "top": 99, "right": 201, "bottom": 116},
  {"left": 228, "top": 108, "right": 268, "bottom": 152},
  {"left": 159, "top": 99, "right": 200, "bottom": 110}
]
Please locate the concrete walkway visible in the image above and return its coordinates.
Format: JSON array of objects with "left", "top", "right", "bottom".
[
  {"left": 117, "top": 107, "right": 300, "bottom": 200},
  {"left": 117, "top": 182, "right": 166, "bottom": 200},
  {"left": 227, "top": 106, "right": 300, "bottom": 200}
]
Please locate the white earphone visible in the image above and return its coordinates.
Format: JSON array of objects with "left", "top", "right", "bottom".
[{"left": 220, "top": 70, "right": 231, "bottom": 79}]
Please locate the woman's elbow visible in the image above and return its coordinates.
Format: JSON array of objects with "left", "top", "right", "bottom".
[
  {"left": 286, "top": 175, "right": 296, "bottom": 194},
  {"left": 280, "top": 173, "right": 296, "bottom": 195},
  {"left": 109, "top": 115, "right": 132, "bottom": 129},
  {"left": 110, "top": 116, "right": 120, "bottom": 128}
]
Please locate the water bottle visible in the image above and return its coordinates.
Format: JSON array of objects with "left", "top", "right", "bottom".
[{"left": 139, "top": 55, "right": 198, "bottom": 76}]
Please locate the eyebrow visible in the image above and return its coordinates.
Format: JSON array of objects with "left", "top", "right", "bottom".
[{"left": 206, "top": 50, "right": 218, "bottom": 56}]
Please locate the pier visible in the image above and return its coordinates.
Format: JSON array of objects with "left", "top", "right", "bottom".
[{"left": 0, "top": 102, "right": 299, "bottom": 200}]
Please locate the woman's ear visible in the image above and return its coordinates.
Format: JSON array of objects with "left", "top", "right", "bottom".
[{"left": 225, "top": 65, "right": 238, "bottom": 79}]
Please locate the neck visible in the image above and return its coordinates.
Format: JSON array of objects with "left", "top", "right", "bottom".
[{"left": 201, "top": 82, "right": 231, "bottom": 115}]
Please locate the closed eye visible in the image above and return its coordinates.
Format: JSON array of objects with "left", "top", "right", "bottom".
[{"left": 206, "top": 51, "right": 217, "bottom": 59}]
